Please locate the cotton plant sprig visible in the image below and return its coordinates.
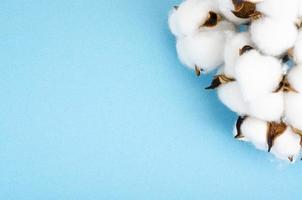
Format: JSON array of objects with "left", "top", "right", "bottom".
[{"left": 168, "top": 0, "right": 302, "bottom": 162}]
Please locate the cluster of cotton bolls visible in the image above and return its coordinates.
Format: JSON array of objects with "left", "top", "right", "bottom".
[{"left": 169, "top": 0, "right": 302, "bottom": 162}]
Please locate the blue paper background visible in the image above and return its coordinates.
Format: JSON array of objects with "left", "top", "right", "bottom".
[{"left": 0, "top": 0, "right": 301, "bottom": 199}]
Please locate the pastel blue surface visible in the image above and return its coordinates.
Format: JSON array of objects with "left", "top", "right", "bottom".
[{"left": 0, "top": 0, "right": 302, "bottom": 199}]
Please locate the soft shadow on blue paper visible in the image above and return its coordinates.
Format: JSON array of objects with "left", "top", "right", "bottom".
[{"left": 0, "top": 0, "right": 302, "bottom": 199}]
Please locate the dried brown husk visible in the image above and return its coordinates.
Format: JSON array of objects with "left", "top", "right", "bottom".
[
  {"left": 234, "top": 116, "right": 247, "bottom": 139},
  {"left": 201, "top": 11, "right": 221, "bottom": 28},
  {"left": 290, "top": 126, "right": 302, "bottom": 146},
  {"left": 239, "top": 45, "right": 254, "bottom": 56},
  {"left": 267, "top": 121, "right": 287, "bottom": 152},
  {"left": 274, "top": 75, "right": 297, "bottom": 93},
  {"left": 205, "top": 75, "right": 235, "bottom": 90},
  {"left": 231, "top": 0, "right": 261, "bottom": 19},
  {"left": 195, "top": 65, "right": 203, "bottom": 76}
]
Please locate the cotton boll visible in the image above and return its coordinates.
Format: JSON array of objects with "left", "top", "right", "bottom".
[
  {"left": 224, "top": 32, "right": 252, "bottom": 78},
  {"left": 293, "top": 31, "right": 302, "bottom": 64},
  {"left": 287, "top": 65, "right": 302, "bottom": 92},
  {"left": 217, "top": 0, "right": 249, "bottom": 24},
  {"left": 250, "top": 18, "right": 298, "bottom": 56},
  {"left": 168, "top": 0, "right": 218, "bottom": 37},
  {"left": 284, "top": 93, "right": 302, "bottom": 130},
  {"left": 270, "top": 127, "right": 301, "bottom": 162},
  {"left": 217, "top": 81, "right": 248, "bottom": 115},
  {"left": 176, "top": 30, "right": 226, "bottom": 72},
  {"left": 239, "top": 117, "right": 268, "bottom": 150},
  {"left": 235, "top": 50, "right": 283, "bottom": 101},
  {"left": 248, "top": 92, "right": 284, "bottom": 122},
  {"left": 256, "top": 0, "right": 299, "bottom": 22}
]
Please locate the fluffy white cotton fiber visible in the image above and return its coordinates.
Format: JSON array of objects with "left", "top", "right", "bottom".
[
  {"left": 238, "top": 117, "right": 268, "bottom": 150},
  {"left": 234, "top": 50, "right": 283, "bottom": 101},
  {"left": 224, "top": 32, "right": 252, "bottom": 78},
  {"left": 176, "top": 30, "right": 227, "bottom": 72},
  {"left": 248, "top": 92, "right": 284, "bottom": 122},
  {"left": 293, "top": 31, "right": 302, "bottom": 64},
  {"left": 284, "top": 93, "right": 302, "bottom": 131},
  {"left": 217, "top": 81, "right": 248, "bottom": 115},
  {"left": 250, "top": 17, "right": 298, "bottom": 56},
  {"left": 287, "top": 65, "right": 302, "bottom": 92},
  {"left": 256, "top": 0, "right": 299, "bottom": 22}
]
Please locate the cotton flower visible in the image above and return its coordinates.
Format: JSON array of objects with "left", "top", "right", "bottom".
[
  {"left": 234, "top": 49, "right": 283, "bottom": 101},
  {"left": 250, "top": 17, "right": 298, "bottom": 56},
  {"left": 168, "top": 0, "right": 219, "bottom": 38}
]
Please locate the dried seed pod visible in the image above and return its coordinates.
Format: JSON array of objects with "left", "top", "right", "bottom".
[
  {"left": 205, "top": 74, "right": 235, "bottom": 89},
  {"left": 231, "top": 0, "right": 259, "bottom": 19},
  {"left": 239, "top": 45, "right": 254, "bottom": 55},
  {"left": 267, "top": 121, "right": 287, "bottom": 152},
  {"left": 234, "top": 116, "right": 247, "bottom": 139},
  {"left": 274, "top": 75, "right": 297, "bottom": 93},
  {"left": 202, "top": 11, "right": 221, "bottom": 27}
]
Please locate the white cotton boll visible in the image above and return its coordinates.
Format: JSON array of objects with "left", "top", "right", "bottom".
[
  {"left": 168, "top": 0, "right": 218, "bottom": 37},
  {"left": 287, "top": 65, "right": 302, "bottom": 92},
  {"left": 217, "top": 0, "right": 249, "bottom": 24},
  {"left": 217, "top": 81, "right": 248, "bottom": 115},
  {"left": 270, "top": 128, "right": 301, "bottom": 162},
  {"left": 250, "top": 18, "right": 298, "bottom": 56},
  {"left": 224, "top": 32, "right": 252, "bottom": 78},
  {"left": 176, "top": 30, "right": 226, "bottom": 72},
  {"left": 240, "top": 117, "right": 268, "bottom": 150},
  {"left": 284, "top": 93, "right": 302, "bottom": 130},
  {"left": 248, "top": 92, "right": 284, "bottom": 122},
  {"left": 256, "top": 0, "right": 299, "bottom": 22},
  {"left": 293, "top": 31, "right": 302, "bottom": 64},
  {"left": 235, "top": 50, "right": 283, "bottom": 101}
]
